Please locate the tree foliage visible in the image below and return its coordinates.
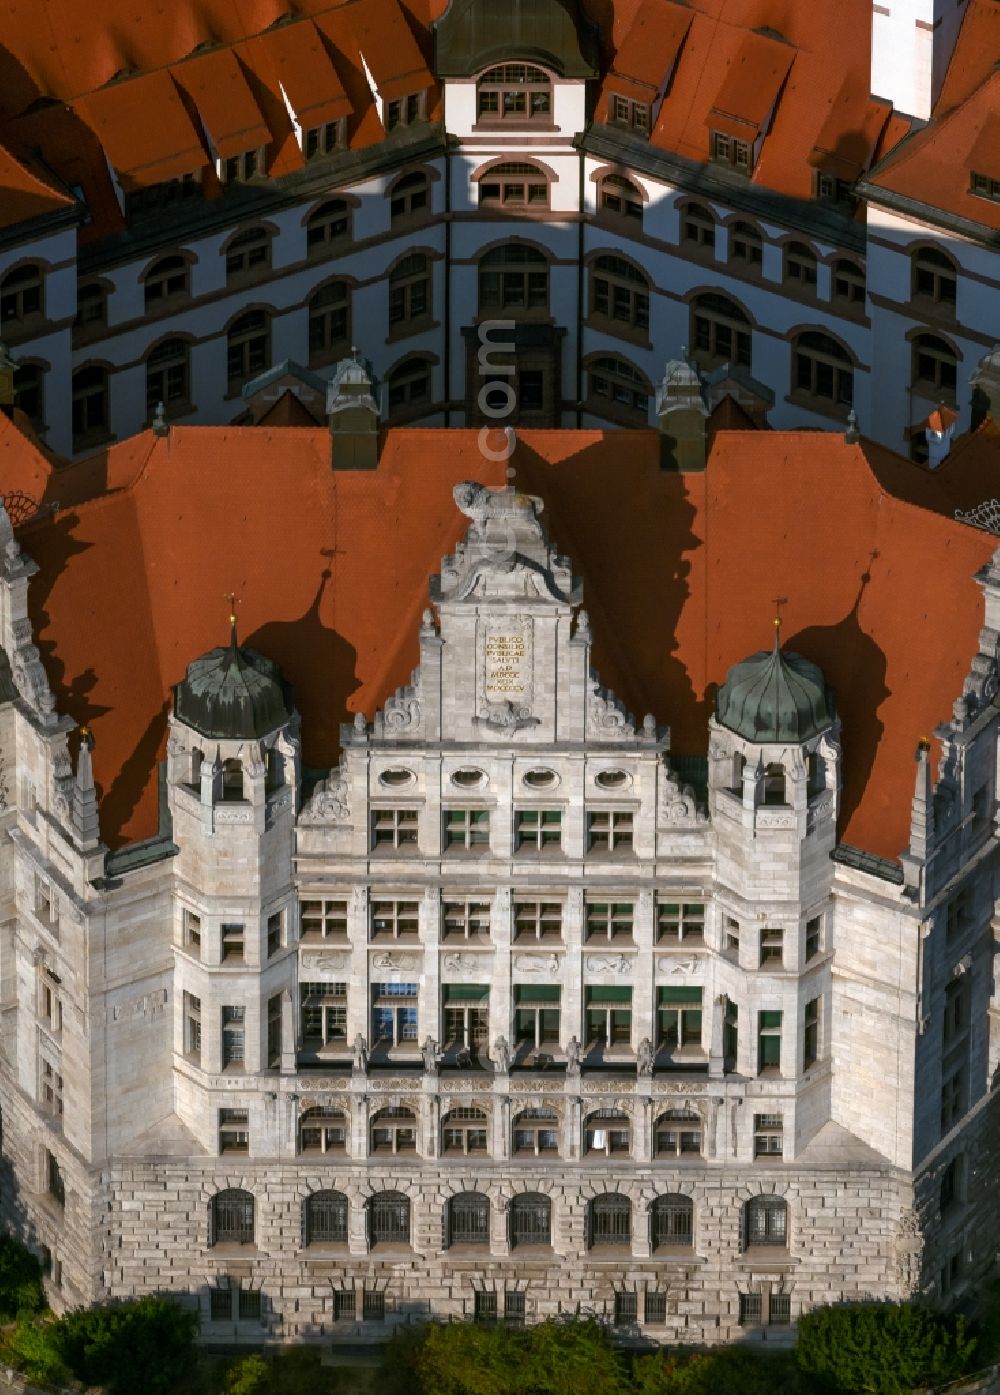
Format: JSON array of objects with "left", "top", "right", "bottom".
[
  {"left": 632, "top": 1346, "right": 809, "bottom": 1395},
  {"left": 0, "top": 1235, "right": 45, "bottom": 1321},
  {"left": 796, "top": 1302, "right": 976, "bottom": 1395},
  {"left": 54, "top": 1295, "right": 199, "bottom": 1395},
  {"left": 224, "top": 1352, "right": 272, "bottom": 1394}
]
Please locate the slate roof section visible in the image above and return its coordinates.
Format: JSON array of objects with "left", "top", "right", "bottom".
[{"left": 4, "top": 420, "right": 997, "bottom": 862}]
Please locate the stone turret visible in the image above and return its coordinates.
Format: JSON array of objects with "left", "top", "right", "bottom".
[
  {"left": 656, "top": 356, "right": 708, "bottom": 472},
  {"left": 327, "top": 353, "right": 380, "bottom": 469}
]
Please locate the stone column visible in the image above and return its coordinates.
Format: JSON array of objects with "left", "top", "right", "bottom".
[
  {"left": 492, "top": 887, "right": 512, "bottom": 1052},
  {"left": 492, "top": 1199, "right": 510, "bottom": 1257},
  {"left": 280, "top": 988, "right": 296, "bottom": 1075},
  {"left": 634, "top": 891, "right": 655, "bottom": 1044},
  {"left": 348, "top": 887, "right": 368, "bottom": 1042},
  {"left": 564, "top": 887, "right": 584, "bottom": 1050},
  {"left": 708, "top": 993, "right": 725, "bottom": 1078},
  {"left": 420, "top": 887, "right": 441, "bottom": 1048}
]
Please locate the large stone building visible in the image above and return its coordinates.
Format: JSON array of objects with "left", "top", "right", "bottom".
[
  {"left": 1, "top": 387, "right": 1000, "bottom": 1342},
  {"left": 0, "top": 0, "right": 998, "bottom": 458}
]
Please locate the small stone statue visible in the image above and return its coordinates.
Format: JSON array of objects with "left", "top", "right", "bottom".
[
  {"left": 493, "top": 1034, "right": 510, "bottom": 1073},
  {"left": 352, "top": 1033, "right": 368, "bottom": 1073},
  {"left": 637, "top": 1037, "right": 654, "bottom": 1078},
  {"left": 565, "top": 1035, "right": 581, "bottom": 1075},
  {"left": 422, "top": 1035, "right": 439, "bottom": 1073}
]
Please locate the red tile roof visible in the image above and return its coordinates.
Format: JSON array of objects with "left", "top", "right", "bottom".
[
  {"left": 7, "top": 422, "right": 996, "bottom": 865},
  {"left": 0, "top": 143, "right": 72, "bottom": 228},
  {"left": 74, "top": 73, "right": 207, "bottom": 189}
]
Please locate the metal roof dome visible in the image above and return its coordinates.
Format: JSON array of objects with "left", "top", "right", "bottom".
[
  {"left": 716, "top": 628, "right": 835, "bottom": 744},
  {"left": 173, "top": 620, "right": 291, "bottom": 742}
]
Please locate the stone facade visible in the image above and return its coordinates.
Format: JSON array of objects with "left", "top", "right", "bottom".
[{"left": 0, "top": 478, "right": 998, "bottom": 1344}]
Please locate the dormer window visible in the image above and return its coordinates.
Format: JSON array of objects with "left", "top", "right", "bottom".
[
  {"left": 305, "top": 120, "right": 346, "bottom": 161},
  {"left": 220, "top": 148, "right": 264, "bottom": 184},
  {"left": 477, "top": 64, "right": 551, "bottom": 123},
  {"left": 971, "top": 171, "right": 1000, "bottom": 203},
  {"left": 610, "top": 95, "right": 649, "bottom": 134},
  {"left": 386, "top": 93, "right": 424, "bottom": 132},
  {"left": 710, "top": 131, "right": 751, "bottom": 173},
  {"left": 815, "top": 170, "right": 853, "bottom": 203}
]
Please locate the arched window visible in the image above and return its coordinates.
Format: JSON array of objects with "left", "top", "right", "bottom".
[
  {"left": 390, "top": 172, "right": 428, "bottom": 223},
  {"left": 447, "top": 1191, "right": 489, "bottom": 1246},
  {"left": 226, "top": 227, "right": 271, "bottom": 283},
  {"left": 75, "top": 280, "right": 107, "bottom": 332},
  {"left": 793, "top": 331, "right": 854, "bottom": 408},
  {"left": 653, "top": 1108, "right": 702, "bottom": 1158},
  {"left": 590, "top": 255, "right": 649, "bottom": 332},
  {"left": 12, "top": 363, "right": 43, "bottom": 429},
  {"left": 304, "top": 1189, "right": 348, "bottom": 1245},
  {"left": 651, "top": 1194, "right": 694, "bottom": 1251},
  {"left": 371, "top": 1106, "right": 416, "bottom": 1154},
  {"left": 680, "top": 203, "right": 715, "bottom": 251},
  {"left": 587, "top": 1194, "right": 631, "bottom": 1248},
  {"left": 479, "top": 163, "right": 549, "bottom": 209},
  {"left": 691, "top": 292, "right": 751, "bottom": 370},
  {"left": 763, "top": 762, "right": 787, "bottom": 805},
  {"left": 387, "top": 357, "right": 432, "bottom": 417},
  {"left": 584, "top": 1108, "right": 630, "bottom": 1157},
  {"left": 477, "top": 64, "right": 551, "bottom": 122},
  {"left": 71, "top": 365, "right": 109, "bottom": 450},
  {"left": 832, "top": 258, "right": 865, "bottom": 307},
  {"left": 744, "top": 1195, "right": 787, "bottom": 1249},
  {"left": 0, "top": 264, "right": 44, "bottom": 325},
  {"left": 512, "top": 1107, "right": 558, "bottom": 1157},
  {"left": 368, "top": 1190, "right": 410, "bottom": 1247},
  {"left": 784, "top": 241, "right": 817, "bottom": 289},
  {"left": 912, "top": 246, "right": 956, "bottom": 307},
  {"left": 308, "top": 281, "right": 350, "bottom": 364},
  {"left": 478, "top": 245, "right": 548, "bottom": 314},
  {"left": 227, "top": 310, "right": 270, "bottom": 391},
  {"left": 307, "top": 200, "right": 351, "bottom": 254},
  {"left": 912, "top": 333, "right": 958, "bottom": 398},
  {"left": 145, "top": 338, "right": 189, "bottom": 417},
  {"left": 509, "top": 1192, "right": 551, "bottom": 1248},
  {"left": 389, "top": 254, "right": 431, "bottom": 327},
  {"left": 442, "top": 1107, "right": 488, "bottom": 1156},
  {"left": 143, "top": 255, "right": 189, "bottom": 311},
  {"left": 586, "top": 356, "right": 650, "bottom": 424},
  {"left": 299, "top": 1106, "right": 347, "bottom": 1154},
  {"left": 598, "top": 173, "right": 642, "bottom": 221},
  {"left": 211, "top": 1188, "right": 254, "bottom": 1246},
  {"left": 730, "top": 221, "right": 762, "bottom": 270}
]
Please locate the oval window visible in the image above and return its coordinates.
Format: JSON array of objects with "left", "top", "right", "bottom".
[
  {"left": 452, "top": 768, "right": 487, "bottom": 789},
  {"left": 379, "top": 768, "right": 415, "bottom": 787},
  {"left": 523, "top": 768, "right": 557, "bottom": 789},
  {"left": 595, "top": 769, "right": 630, "bottom": 789}
]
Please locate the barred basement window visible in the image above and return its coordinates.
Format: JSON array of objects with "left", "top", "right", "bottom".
[
  {"left": 300, "top": 898, "right": 348, "bottom": 941},
  {"left": 730, "top": 221, "right": 762, "bottom": 268},
  {"left": 760, "top": 926, "right": 783, "bottom": 967},
  {"left": 444, "top": 808, "right": 490, "bottom": 851},
  {"left": 599, "top": 173, "right": 643, "bottom": 220},
  {"left": 474, "top": 1290, "right": 498, "bottom": 1323},
  {"left": 301, "top": 981, "right": 348, "bottom": 1046},
  {"left": 757, "top": 1011, "right": 782, "bottom": 1074},
  {"left": 210, "top": 1286, "right": 232, "bottom": 1320},
  {"left": 333, "top": 1289, "right": 355, "bottom": 1320},
  {"left": 304, "top": 120, "right": 345, "bottom": 160},
  {"left": 477, "top": 64, "right": 551, "bottom": 122},
  {"left": 221, "top": 923, "right": 244, "bottom": 962},
  {"left": 510, "top": 1193, "right": 551, "bottom": 1247},
  {"left": 515, "top": 808, "right": 561, "bottom": 851},
  {"left": 657, "top": 900, "right": 705, "bottom": 944},
  {"left": 744, "top": 1195, "right": 787, "bottom": 1248},
  {"left": 585, "top": 989, "right": 633, "bottom": 1051},
  {"left": 363, "top": 1288, "right": 386, "bottom": 1321},
  {"left": 651, "top": 1193, "right": 694, "bottom": 1249},
  {"left": 219, "top": 1109, "right": 249, "bottom": 1154},
  {"left": 448, "top": 1191, "right": 490, "bottom": 1244},
  {"left": 585, "top": 901, "right": 634, "bottom": 943},
  {"left": 212, "top": 1189, "right": 254, "bottom": 1245},
  {"left": 442, "top": 1107, "right": 488, "bottom": 1155},
  {"left": 588, "top": 1194, "right": 631, "bottom": 1247},
  {"left": 371, "top": 1107, "right": 417, "bottom": 1154},
  {"left": 239, "top": 1288, "right": 262, "bottom": 1322},
  {"left": 372, "top": 808, "right": 419, "bottom": 850},
  {"left": 305, "top": 1190, "right": 348, "bottom": 1244},
  {"left": 300, "top": 1106, "right": 347, "bottom": 1154},
  {"left": 368, "top": 1192, "right": 410, "bottom": 1247},
  {"left": 770, "top": 1292, "right": 791, "bottom": 1324},
  {"left": 513, "top": 1107, "right": 559, "bottom": 1155},
  {"left": 584, "top": 1107, "right": 631, "bottom": 1156},
  {"left": 753, "top": 1113, "right": 783, "bottom": 1157},
  {"left": 306, "top": 199, "right": 351, "bottom": 252},
  {"left": 644, "top": 1291, "right": 667, "bottom": 1324},
  {"left": 184, "top": 993, "right": 202, "bottom": 1062},
  {"left": 614, "top": 1291, "right": 638, "bottom": 1326},
  {"left": 912, "top": 246, "right": 957, "bottom": 307},
  {"left": 657, "top": 986, "right": 703, "bottom": 1058},
  {"left": 226, "top": 227, "right": 271, "bottom": 281},
  {"left": 654, "top": 1109, "right": 701, "bottom": 1158},
  {"left": 610, "top": 94, "right": 649, "bottom": 133},
  {"left": 587, "top": 809, "right": 634, "bottom": 852},
  {"left": 505, "top": 1290, "right": 526, "bottom": 1326},
  {"left": 710, "top": 130, "right": 750, "bottom": 171},
  {"left": 681, "top": 203, "right": 715, "bottom": 250},
  {"left": 443, "top": 900, "right": 491, "bottom": 941},
  {"left": 479, "top": 163, "right": 549, "bottom": 208},
  {"left": 371, "top": 900, "right": 419, "bottom": 940},
  {"left": 784, "top": 241, "right": 818, "bottom": 288},
  {"left": 739, "top": 1292, "right": 762, "bottom": 1326},
  {"left": 803, "top": 997, "right": 820, "bottom": 1068}
]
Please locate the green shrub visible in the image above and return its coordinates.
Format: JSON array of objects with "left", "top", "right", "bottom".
[
  {"left": 4, "top": 1312, "right": 68, "bottom": 1386},
  {"left": 55, "top": 1294, "right": 200, "bottom": 1395},
  {"left": 633, "top": 1345, "right": 808, "bottom": 1395},
  {"left": 0, "top": 1235, "right": 45, "bottom": 1320},
  {"left": 225, "top": 1352, "right": 271, "bottom": 1395},
  {"left": 796, "top": 1301, "right": 976, "bottom": 1394}
]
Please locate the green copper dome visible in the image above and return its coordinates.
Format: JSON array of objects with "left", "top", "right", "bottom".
[
  {"left": 716, "top": 640, "right": 835, "bottom": 744},
  {"left": 173, "top": 630, "right": 291, "bottom": 741}
]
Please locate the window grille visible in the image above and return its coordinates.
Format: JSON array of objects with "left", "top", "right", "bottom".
[
  {"left": 212, "top": 1189, "right": 254, "bottom": 1245},
  {"left": 588, "top": 1194, "right": 631, "bottom": 1247},
  {"left": 369, "top": 1193, "right": 409, "bottom": 1247},
  {"left": 744, "top": 1196, "right": 787, "bottom": 1248},
  {"left": 448, "top": 1192, "right": 490, "bottom": 1245},
  {"left": 305, "top": 1190, "right": 348, "bottom": 1244},
  {"left": 509, "top": 1194, "right": 551, "bottom": 1247},
  {"left": 651, "top": 1194, "right": 693, "bottom": 1249},
  {"left": 614, "top": 1291, "right": 638, "bottom": 1326}
]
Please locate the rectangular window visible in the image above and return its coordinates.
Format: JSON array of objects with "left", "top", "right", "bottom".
[
  {"left": 210, "top": 1288, "right": 232, "bottom": 1321},
  {"left": 805, "top": 916, "right": 821, "bottom": 961},
  {"left": 943, "top": 979, "right": 970, "bottom": 1047},
  {"left": 585, "top": 901, "right": 634, "bottom": 943},
  {"left": 222, "top": 1006, "right": 245, "bottom": 1068},
  {"left": 723, "top": 998, "right": 738, "bottom": 1072},
  {"left": 301, "top": 982, "right": 348, "bottom": 1046},
  {"left": 304, "top": 120, "right": 344, "bottom": 160},
  {"left": 940, "top": 1154, "right": 962, "bottom": 1213},
  {"left": 760, "top": 927, "right": 784, "bottom": 967},
  {"left": 657, "top": 900, "right": 706, "bottom": 945},
  {"left": 505, "top": 1290, "right": 526, "bottom": 1326},
  {"left": 940, "top": 1249, "right": 964, "bottom": 1296},
  {"left": 614, "top": 1291, "right": 638, "bottom": 1326},
  {"left": 515, "top": 808, "right": 562, "bottom": 852},
  {"left": 514, "top": 985, "right": 560, "bottom": 1049},
  {"left": 474, "top": 1290, "right": 497, "bottom": 1324},
  {"left": 941, "top": 1064, "right": 967, "bottom": 1133},
  {"left": 266, "top": 911, "right": 282, "bottom": 958},
  {"left": 587, "top": 810, "right": 634, "bottom": 852},
  {"left": 334, "top": 1289, "right": 355, "bottom": 1321},
  {"left": 585, "top": 986, "right": 633, "bottom": 1048},
  {"left": 371, "top": 983, "right": 418, "bottom": 1046},
  {"left": 443, "top": 900, "right": 491, "bottom": 940},
  {"left": 38, "top": 977, "right": 61, "bottom": 1035},
  {"left": 372, "top": 808, "right": 419, "bottom": 850},
  {"left": 221, "top": 923, "right": 244, "bottom": 963},
  {"left": 739, "top": 1292, "right": 762, "bottom": 1326},
  {"left": 238, "top": 1288, "right": 262, "bottom": 1322},
  {"left": 300, "top": 898, "right": 348, "bottom": 941},
  {"left": 40, "top": 1057, "right": 63, "bottom": 1118},
  {"left": 946, "top": 888, "right": 971, "bottom": 941},
  {"left": 804, "top": 998, "right": 820, "bottom": 1069},
  {"left": 970, "top": 171, "right": 1000, "bottom": 203},
  {"left": 36, "top": 880, "right": 56, "bottom": 928},
  {"left": 711, "top": 130, "right": 751, "bottom": 171},
  {"left": 267, "top": 993, "right": 282, "bottom": 1069},
  {"left": 363, "top": 1289, "right": 385, "bottom": 1322},
  {"left": 444, "top": 808, "right": 490, "bottom": 852},
  {"left": 442, "top": 984, "right": 489, "bottom": 1053},
  {"left": 610, "top": 95, "right": 649, "bottom": 133},
  {"left": 46, "top": 1150, "right": 64, "bottom": 1207},
  {"left": 770, "top": 1292, "right": 791, "bottom": 1325},
  {"left": 222, "top": 149, "right": 261, "bottom": 183},
  {"left": 371, "top": 900, "right": 419, "bottom": 941},
  {"left": 656, "top": 986, "right": 703, "bottom": 1057},
  {"left": 184, "top": 909, "right": 202, "bottom": 953},
  {"left": 725, "top": 916, "right": 740, "bottom": 955},
  {"left": 514, "top": 900, "right": 562, "bottom": 942},
  {"left": 184, "top": 992, "right": 202, "bottom": 1062},
  {"left": 644, "top": 1291, "right": 667, "bottom": 1324},
  {"left": 754, "top": 1113, "right": 783, "bottom": 1157},
  {"left": 757, "top": 1011, "right": 782, "bottom": 1074},
  {"left": 219, "top": 1109, "right": 249, "bottom": 1154}
]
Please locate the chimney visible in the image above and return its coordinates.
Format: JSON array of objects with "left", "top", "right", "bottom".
[
  {"left": 327, "top": 349, "right": 380, "bottom": 469},
  {"left": 870, "top": 0, "right": 962, "bottom": 120},
  {"left": 923, "top": 404, "right": 959, "bottom": 467},
  {"left": 971, "top": 344, "right": 1000, "bottom": 431},
  {"left": 656, "top": 353, "right": 708, "bottom": 471}
]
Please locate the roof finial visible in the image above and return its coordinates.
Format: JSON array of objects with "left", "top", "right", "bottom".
[
  {"left": 505, "top": 461, "right": 516, "bottom": 490},
  {"left": 152, "top": 400, "right": 169, "bottom": 437},
  {"left": 224, "top": 592, "right": 240, "bottom": 655},
  {"left": 771, "top": 596, "right": 788, "bottom": 649}
]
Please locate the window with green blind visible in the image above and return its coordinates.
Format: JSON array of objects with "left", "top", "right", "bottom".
[
  {"left": 585, "top": 986, "right": 632, "bottom": 1047},
  {"left": 757, "top": 1010, "right": 782, "bottom": 1073},
  {"left": 515, "top": 985, "right": 560, "bottom": 1047},
  {"left": 657, "top": 985, "right": 702, "bottom": 1053},
  {"left": 442, "top": 984, "right": 490, "bottom": 1003},
  {"left": 516, "top": 985, "right": 560, "bottom": 1003}
]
